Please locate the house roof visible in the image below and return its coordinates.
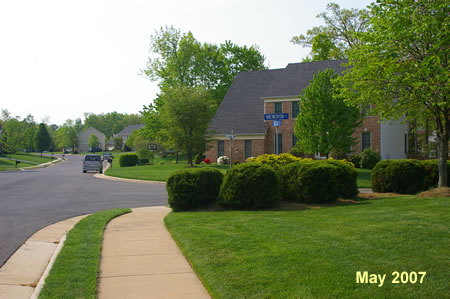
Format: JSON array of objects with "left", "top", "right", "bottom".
[
  {"left": 207, "top": 60, "right": 347, "bottom": 135},
  {"left": 116, "top": 124, "right": 145, "bottom": 136}
]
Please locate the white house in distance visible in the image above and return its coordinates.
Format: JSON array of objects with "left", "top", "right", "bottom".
[{"left": 78, "top": 127, "right": 106, "bottom": 152}]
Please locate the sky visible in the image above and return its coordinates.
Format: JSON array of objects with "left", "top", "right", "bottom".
[{"left": 0, "top": 0, "right": 372, "bottom": 125}]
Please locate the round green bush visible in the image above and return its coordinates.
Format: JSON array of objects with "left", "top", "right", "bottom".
[
  {"left": 279, "top": 161, "right": 304, "bottom": 202},
  {"left": 167, "top": 168, "right": 223, "bottom": 212},
  {"left": 361, "top": 149, "right": 381, "bottom": 169},
  {"left": 296, "top": 163, "right": 339, "bottom": 204},
  {"left": 422, "top": 160, "right": 450, "bottom": 190},
  {"left": 119, "top": 153, "right": 138, "bottom": 167},
  {"left": 194, "top": 154, "right": 203, "bottom": 165},
  {"left": 347, "top": 154, "right": 361, "bottom": 168},
  {"left": 219, "top": 163, "right": 280, "bottom": 209},
  {"left": 321, "top": 160, "right": 358, "bottom": 198},
  {"left": 372, "top": 159, "right": 425, "bottom": 194}
]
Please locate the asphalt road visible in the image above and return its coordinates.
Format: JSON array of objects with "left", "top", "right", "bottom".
[{"left": 0, "top": 155, "right": 167, "bottom": 266}]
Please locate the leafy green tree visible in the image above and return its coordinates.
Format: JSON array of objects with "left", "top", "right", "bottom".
[
  {"left": 294, "top": 69, "right": 361, "bottom": 157},
  {"left": 84, "top": 112, "right": 143, "bottom": 139},
  {"left": 88, "top": 134, "right": 99, "bottom": 152},
  {"left": 55, "top": 123, "right": 78, "bottom": 151},
  {"left": 158, "top": 86, "right": 216, "bottom": 166},
  {"left": 143, "top": 26, "right": 266, "bottom": 103},
  {"left": 339, "top": 0, "right": 449, "bottom": 186},
  {"left": 291, "top": 2, "right": 369, "bottom": 61},
  {"left": 113, "top": 136, "right": 124, "bottom": 151},
  {"left": 34, "top": 123, "right": 52, "bottom": 155},
  {"left": 0, "top": 118, "right": 23, "bottom": 154}
]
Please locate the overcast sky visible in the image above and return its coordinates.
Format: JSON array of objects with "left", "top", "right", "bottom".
[{"left": 0, "top": 0, "right": 372, "bottom": 125}]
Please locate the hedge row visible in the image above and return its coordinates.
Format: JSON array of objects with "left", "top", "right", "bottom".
[
  {"left": 167, "top": 168, "right": 223, "bottom": 211},
  {"left": 167, "top": 157, "right": 359, "bottom": 211},
  {"left": 119, "top": 153, "right": 138, "bottom": 167},
  {"left": 372, "top": 159, "right": 450, "bottom": 194}
]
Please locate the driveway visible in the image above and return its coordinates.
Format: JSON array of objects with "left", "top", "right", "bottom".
[{"left": 0, "top": 155, "right": 168, "bottom": 266}]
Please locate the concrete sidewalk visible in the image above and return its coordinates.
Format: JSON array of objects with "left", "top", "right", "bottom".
[
  {"left": 0, "top": 215, "right": 88, "bottom": 299},
  {"left": 98, "top": 207, "right": 210, "bottom": 299}
]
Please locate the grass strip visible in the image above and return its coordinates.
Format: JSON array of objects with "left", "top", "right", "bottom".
[
  {"left": 0, "top": 159, "right": 34, "bottom": 171},
  {"left": 356, "top": 168, "right": 372, "bottom": 188},
  {"left": 38, "top": 208, "right": 131, "bottom": 299},
  {"left": 165, "top": 196, "right": 449, "bottom": 298},
  {"left": 2, "top": 153, "right": 53, "bottom": 164}
]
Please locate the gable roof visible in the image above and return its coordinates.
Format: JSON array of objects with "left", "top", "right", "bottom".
[
  {"left": 207, "top": 60, "right": 347, "bottom": 135},
  {"left": 116, "top": 124, "right": 145, "bottom": 136},
  {"left": 79, "top": 126, "right": 105, "bottom": 137}
]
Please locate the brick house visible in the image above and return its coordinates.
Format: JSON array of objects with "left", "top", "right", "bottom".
[{"left": 206, "top": 60, "right": 408, "bottom": 162}]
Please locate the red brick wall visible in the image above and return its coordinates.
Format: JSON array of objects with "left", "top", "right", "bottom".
[
  {"left": 264, "top": 101, "right": 297, "bottom": 154},
  {"left": 205, "top": 139, "right": 265, "bottom": 162},
  {"left": 352, "top": 116, "right": 381, "bottom": 154}
]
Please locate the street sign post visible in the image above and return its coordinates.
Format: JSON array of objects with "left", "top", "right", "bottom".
[
  {"left": 264, "top": 114, "right": 288, "bottom": 155},
  {"left": 264, "top": 113, "right": 288, "bottom": 120},
  {"left": 226, "top": 131, "right": 235, "bottom": 168}
]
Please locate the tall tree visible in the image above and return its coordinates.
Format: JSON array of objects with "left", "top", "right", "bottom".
[
  {"left": 294, "top": 69, "right": 361, "bottom": 157},
  {"left": 34, "top": 123, "right": 52, "bottom": 155},
  {"left": 158, "top": 86, "right": 216, "bottom": 166},
  {"left": 339, "top": 0, "right": 449, "bottom": 186},
  {"left": 88, "top": 134, "right": 100, "bottom": 152},
  {"left": 0, "top": 118, "right": 23, "bottom": 154},
  {"left": 143, "top": 26, "right": 266, "bottom": 103},
  {"left": 291, "top": 2, "right": 369, "bottom": 61}
]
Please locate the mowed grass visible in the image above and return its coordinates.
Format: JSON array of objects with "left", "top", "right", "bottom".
[
  {"left": 165, "top": 196, "right": 449, "bottom": 298},
  {"left": 105, "top": 154, "right": 229, "bottom": 181},
  {"left": 356, "top": 168, "right": 372, "bottom": 188},
  {"left": 38, "top": 208, "right": 130, "bottom": 299},
  {"left": 1, "top": 152, "right": 53, "bottom": 164},
  {"left": 0, "top": 159, "right": 34, "bottom": 171}
]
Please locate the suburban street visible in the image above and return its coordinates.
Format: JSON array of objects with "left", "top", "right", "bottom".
[{"left": 0, "top": 155, "right": 168, "bottom": 266}]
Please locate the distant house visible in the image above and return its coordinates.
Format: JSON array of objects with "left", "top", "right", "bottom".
[
  {"left": 105, "top": 139, "right": 115, "bottom": 151},
  {"left": 206, "top": 60, "right": 408, "bottom": 162},
  {"left": 115, "top": 124, "right": 145, "bottom": 145},
  {"left": 78, "top": 127, "right": 106, "bottom": 152}
]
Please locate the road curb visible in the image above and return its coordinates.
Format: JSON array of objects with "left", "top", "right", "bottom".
[
  {"left": 19, "top": 158, "right": 64, "bottom": 170},
  {"left": 94, "top": 162, "right": 166, "bottom": 185}
]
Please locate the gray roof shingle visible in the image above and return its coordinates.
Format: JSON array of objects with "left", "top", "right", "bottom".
[
  {"left": 207, "top": 60, "right": 347, "bottom": 135},
  {"left": 116, "top": 124, "right": 145, "bottom": 136}
]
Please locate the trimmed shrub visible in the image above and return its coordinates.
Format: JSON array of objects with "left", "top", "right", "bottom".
[
  {"left": 252, "top": 153, "right": 302, "bottom": 170},
  {"left": 360, "top": 149, "right": 381, "bottom": 169},
  {"left": 119, "top": 153, "right": 138, "bottom": 167},
  {"left": 372, "top": 159, "right": 425, "bottom": 194},
  {"left": 289, "top": 147, "right": 305, "bottom": 158},
  {"left": 167, "top": 168, "right": 223, "bottom": 212},
  {"left": 280, "top": 161, "right": 339, "bottom": 204},
  {"left": 219, "top": 163, "right": 280, "bottom": 209},
  {"left": 422, "top": 160, "right": 450, "bottom": 190},
  {"left": 322, "top": 160, "right": 358, "bottom": 198},
  {"left": 347, "top": 154, "right": 361, "bottom": 168},
  {"left": 296, "top": 163, "right": 339, "bottom": 204}
]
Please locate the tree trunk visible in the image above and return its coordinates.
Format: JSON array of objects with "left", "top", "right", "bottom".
[
  {"left": 176, "top": 151, "right": 179, "bottom": 164},
  {"left": 187, "top": 152, "right": 193, "bottom": 167},
  {"left": 437, "top": 133, "right": 448, "bottom": 187}
]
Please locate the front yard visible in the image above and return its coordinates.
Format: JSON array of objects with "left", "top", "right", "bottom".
[{"left": 165, "top": 195, "right": 449, "bottom": 298}]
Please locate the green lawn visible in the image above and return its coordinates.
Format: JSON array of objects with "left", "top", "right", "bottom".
[
  {"left": 1, "top": 152, "right": 53, "bottom": 164},
  {"left": 38, "top": 208, "right": 130, "bottom": 299},
  {"left": 165, "top": 196, "right": 449, "bottom": 298},
  {"left": 0, "top": 159, "right": 34, "bottom": 171},
  {"left": 357, "top": 168, "right": 372, "bottom": 188},
  {"left": 105, "top": 154, "right": 229, "bottom": 181}
]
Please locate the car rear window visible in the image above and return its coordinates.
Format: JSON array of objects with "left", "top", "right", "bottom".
[{"left": 85, "top": 156, "right": 101, "bottom": 161}]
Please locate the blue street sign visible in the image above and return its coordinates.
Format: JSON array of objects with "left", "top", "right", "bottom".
[
  {"left": 272, "top": 120, "right": 281, "bottom": 127},
  {"left": 264, "top": 113, "right": 289, "bottom": 120}
]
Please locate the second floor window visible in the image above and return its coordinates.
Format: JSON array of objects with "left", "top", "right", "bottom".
[
  {"left": 275, "top": 102, "right": 282, "bottom": 114},
  {"left": 292, "top": 101, "right": 300, "bottom": 118}
]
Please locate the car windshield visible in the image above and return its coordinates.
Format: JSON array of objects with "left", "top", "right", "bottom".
[{"left": 85, "top": 156, "right": 101, "bottom": 161}]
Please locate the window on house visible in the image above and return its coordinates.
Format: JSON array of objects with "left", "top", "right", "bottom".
[
  {"left": 292, "top": 101, "right": 300, "bottom": 118},
  {"left": 218, "top": 140, "right": 224, "bottom": 158},
  {"left": 292, "top": 134, "right": 298, "bottom": 147},
  {"left": 362, "top": 132, "right": 371, "bottom": 151},
  {"left": 361, "top": 104, "right": 371, "bottom": 117},
  {"left": 274, "top": 134, "right": 283, "bottom": 154},
  {"left": 245, "top": 140, "right": 252, "bottom": 160},
  {"left": 275, "top": 102, "right": 282, "bottom": 114}
]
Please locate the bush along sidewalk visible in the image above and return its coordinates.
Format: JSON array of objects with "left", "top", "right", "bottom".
[
  {"left": 166, "top": 155, "right": 360, "bottom": 212},
  {"left": 38, "top": 208, "right": 130, "bottom": 299}
]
